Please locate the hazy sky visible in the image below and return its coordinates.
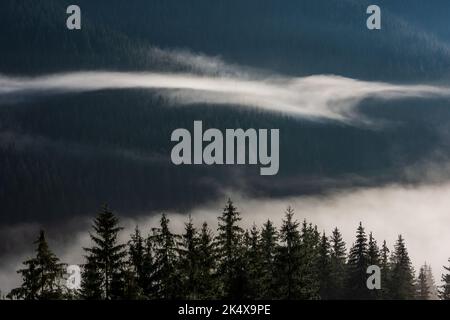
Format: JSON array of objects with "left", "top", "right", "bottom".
[
  {"left": 2, "top": 0, "right": 450, "bottom": 297},
  {"left": 1, "top": 180, "right": 450, "bottom": 293}
]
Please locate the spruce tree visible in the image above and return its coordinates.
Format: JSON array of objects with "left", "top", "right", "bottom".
[
  {"left": 275, "top": 206, "right": 301, "bottom": 299},
  {"left": 245, "top": 223, "right": 261, "bottom": 298},
  {"left": 80, "top": 254, "right": 103, "bottom": 300},
  {"left": 329, "top": 227, "right": 347, "bottom": 299},
  {"left": 141, "top": 233, "right": 156, "bottom": 298},
  {"left": 424, "top": 264, "right": 439, "bottom": 300},
  {"left": 298, "top": 220, "right": 320, "bottom": 299},
  {"left": 8, "top": 230, "right": 66, "bottom": 300},
  {"left": 367, "top": 232, "right": 380, "bottom": 266},
  {"left": 316, "top": 232, "right": 332, "bottom": 300},
  {"left": 440, "top": 258, "right": 450, "bottom": 300},
  {"left": 82, "top": 204, "right": 127, "bottom": 300},
  {"left": 367, "top": 232, "right": 381, "bottom": 299},
  {"left": 415, "top": 265, "right": 429, "bottom": 300},
  {"left": 258, "top": 219, "right": 278, "bottom": 299},
  {"left": 179, "top": 215, "right": 200, "bottom": 299},
  {"left": 388, "top": 235, "right": 415, "bottom": 300},
  {"left": 150, "top": 213, "right": 182, "bottom": 299},
  {"left": 126, "top": 226, "right": 146, "bottom": 299},
  {"left": 216, "top": 199, "right": 247, "bottom": 299},
  {"left": 196, "top": 222, "right": 218, "bottom": 299},
  {"left": 346, "top": 222, "right": 370, "bottom": 299},
  {"left": 379, "top": 240, "right": 391, "bottom": 299},
  {"left": 128, "top": 226, "right": 145, "bottom": 284}
]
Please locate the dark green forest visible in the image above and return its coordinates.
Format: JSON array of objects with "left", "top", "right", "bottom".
[{"left": 5, "top": 200, "right": 450, "bottom": 300}]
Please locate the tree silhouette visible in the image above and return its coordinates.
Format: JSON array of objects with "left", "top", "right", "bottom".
[
  {"left": 8, "top": 230, "right": 66, "bottom": 300},
  {"left": 415, "top": 265, "right": 430, "bottom": 300},
  {"left": 179, "top": 215, "right": 201, "bottom": 299},
  {"left": 8, "top": 200, "right": 450, "bottom": 301},
  {"left": 379, "top": 240, "right": 391, "bottom": 299},
  {"left": 244, "top": 223, "right": 262, "bottom": 299},
  {"left": 196, "top": 222, "right": 218, "bottom": 299},
  {"left": 81, "top": 204, "right": 127, "bottom": 300},
  {"left": 346, "top": 223, "right": 369, "bottom": 299},
  {"left": 316, "top": 232, "right": 332, "bottom": 299},
  {"left": 275, "top": 206, "right": 301, "bottom": 299},
  {"left": 388, "top": 235, "right": 415, "bottom": 300},
  {"left": 216, "top": 199, "right": 247, "bottom": 299},
  {"left": 329, "top": 227, "right": 347, "bottom": 299},
  {"left": 258, "top": 219, "right": 278, "bottom": 299},
  {"left": 126, "top": 226, "right": 147, "bottom": 299},
  {"left": 150, "top": 213, "right": 182, "bottom": 299},
  {"left": 441, "top": 259, "right": 450, "bottom": 300}
]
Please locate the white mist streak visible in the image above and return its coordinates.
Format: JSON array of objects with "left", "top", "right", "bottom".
[{"left": 2, "top": 72, "right": 450, "bottom": 122}]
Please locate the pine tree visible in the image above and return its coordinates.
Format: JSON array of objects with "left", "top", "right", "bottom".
[
  {"left": 298, "top": 220, "right": 320, "bottom": 299},
  {"left": 151, "top": 213, "right": 182, "bottom": 299},
  {"left": 126, "top": 226, "right": 146, "bottom": 299},
  {"left": 80, "top": 255, "right": 103, "bottom": 300},
  {"left": 440, "top": 258, "right": 450, "bottom": 300},
  {"left": 388, "top": 235, "right": 415, "bottom": 300},
  {"left": 216, "top": 199, "right": 247, "bottom": 299},
  {"left": 258, "top": 219, "right": 278, "bottom": 299},
  {"left": 179, "top": 215, "right": 200, "bottom": 299},
  {"left": 245, "top": 223, "right": 261, "bottom": 299},
  {"left": 81, "top": 204, "right": 127, "bottom": 300},
  {"left": 129, "top": 226, "right": 145, "bottom": 284},
  {"left": 141, "top": 233, "right": 156, "bottom": 298},
  {"left": 121, "top": 266, "right": 143, "bottom": 299},
  {"left": 346, "top": 222, "right": 370, "bottom": 299},
  {"left": 196, "top": 222, "right": 218, "bottom": 299},
  {"left": 367, "top": 232, "right": 381, "bottom": 299},
  {"left": 415, "top": 265, "right": 429, "bottom": 300},
  {"left": 8, "top": 230, "right": 66, "bottom": 300},
  {"left": 367, "top": 233, "right": 380, "bottom": 266},
  {"left": 329, "top": 227, "right": 347, "bottom": 299},
  {"left": 379, "top": 240, "right": 391, "bottom": 299},
  {"left": 275, "top": 206, "right": 301, "bottom": 299},
  {"left": 316, "top": 232, "right": 332, "bottom": 300},
  {"left": 424, "top": 264, "right": 439, "bottom": 300}
]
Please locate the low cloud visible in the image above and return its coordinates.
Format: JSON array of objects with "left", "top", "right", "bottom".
[
  {"left": 2, "top": 182, "right": 450, "bottom": 294},
  {"left": 1, "top": 71, "right": 450, "bottom": 123}
]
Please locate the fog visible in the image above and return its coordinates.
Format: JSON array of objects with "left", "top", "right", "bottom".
[{"left": 2, "top": 181, "right": 450, "bottom": 294}]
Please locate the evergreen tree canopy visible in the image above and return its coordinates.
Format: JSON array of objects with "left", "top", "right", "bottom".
[
  {"left": 196, "top": 222, "right": 218, "bottom": 299},
  {"left": 179, "top": 215, "right": 201, "bottom": 299},
  {"left": 388, "top": 235, "right": 415, "bottom": 300},
  {"left": 244, "top": 223, "right": 261, "bottom": 298},
  {"left": 316, "top": 232, "right": 332, "bottom": 300},
  {"left": 415, "top": 265, "right": 429, "bottom": 300},
  {"left": 8, "top": 230, "right": 66, "bottom": 300},
  {"left": 440, "top": 258, "right": 450, "bottom": 300},
  {"left": 298, "top": 220, "right": 320, "bottom": 299},
  {"left": 126, "top": 226, "right": 147, "bottom": 299},
  {"left": 379, "top": 240, "right": 391, "bottom": 299},
  {"left": 275, "top": 206, "right": 302, "bottom": 299},
  {"left": 329, "top": 227, "right": 347, "bottom": 299},
  {"left": 346, "top": 222, "right": 369, "bottom": 299},
  {"left": 8, "top": 200, "right": 446, "bottom": 301},
  {"left": 82, "top": 204, "right": 127, "bottom": 300},
  {"left": 150, "top": 213, "right": 182, "bottom": 299},
  {"left": 258, "top": 219, "right": 278, "bottom": 299},
  {"left": 216, "top": 199, "right": 247, "bottom": 299}
]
